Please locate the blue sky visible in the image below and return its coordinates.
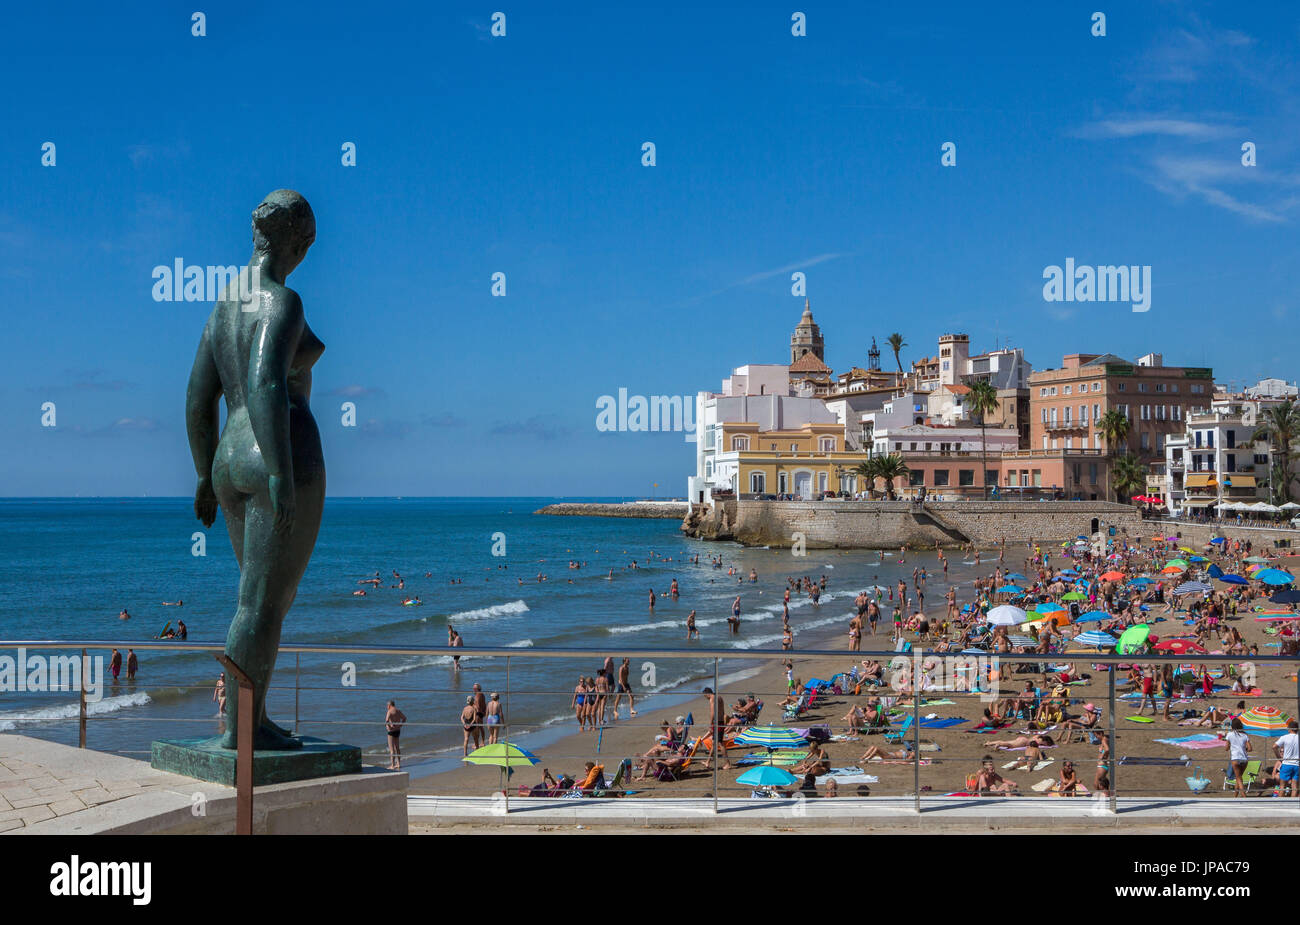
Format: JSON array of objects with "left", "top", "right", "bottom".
[{"left": 2, "top": 1, "right": 1298, "bottom": 496}]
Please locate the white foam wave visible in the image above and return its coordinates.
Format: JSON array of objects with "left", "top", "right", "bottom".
[
  {"left": 0, "top": 691, "right": 152, "bottom": 731},
  {"left": 439, "top": 599, "right": 530, "bottom": 623}
]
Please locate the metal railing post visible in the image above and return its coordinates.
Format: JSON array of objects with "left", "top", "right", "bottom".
[
  {"left": 1108, "top": 665, "right": 1117, "bottom": 814},
  {"left": 712, "top": 657, "right": 719, "bottom": 814},
  {"left": 215, "top": 654, "right": 255, "bottom": 835},
  {"left": 913, "top": 647, "right": 922, "bottom": 812},
  {"left": 294, "top": 652, "right": 300, "bottom": 735},
  {"left": 504, "top": 655, "right": 510, "bottom": 815},
  {"left": 78, "top": 648, "right": 87, "bottom": 749}
]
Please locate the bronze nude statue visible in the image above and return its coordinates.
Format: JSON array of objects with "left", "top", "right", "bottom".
[{"left": 186, "top": 190, "right": 324, "bottom": 750}]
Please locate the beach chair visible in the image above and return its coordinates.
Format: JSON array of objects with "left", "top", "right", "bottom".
[
  {"left": 783, "top": 690, "right": 810, "bottom": 720},
  {"left": 594, "top": 758, "right": 632, "bottom": 797},
  {"left": 884, "top": 714, "right": 914, "bottom": 745},
  {"left": 1222, "top": 760, "right": 1261, "bottom": 792}
]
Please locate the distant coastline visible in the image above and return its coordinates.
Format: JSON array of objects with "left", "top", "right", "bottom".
[{"left": 535, "top": 501, "right": 689, "bottom": 519}]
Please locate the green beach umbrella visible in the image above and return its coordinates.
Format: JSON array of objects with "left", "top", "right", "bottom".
[
  {"left": 1116, "top": 624, "right": 1151, "bottom": 655},
  {"left": 1165, "top": 559, "right": 1190, "bottom": 569},
  {"left": 1061, "top": 591, "right": 1087, "bottom": 601},
  {"left": 464, "top": 742, "right": 541, "bottom": 791}
]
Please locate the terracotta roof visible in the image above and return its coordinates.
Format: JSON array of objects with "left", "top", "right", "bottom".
[
  {"left": 945, "top": 384, "right": 971, "bottom": 395},
  {"left": 789, "top": 353, "right": 831, "bottom": 373}
]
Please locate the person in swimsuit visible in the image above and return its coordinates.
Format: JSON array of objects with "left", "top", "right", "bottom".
[
  {"left": 686, "top": 610, "right": 699, "bottom": 640},
  {"left": 612, "top": 656, "right": 636, "bottom": 719},
  {"left": 448, "top": 626, "right": 463, "bottom": 670},
  {"left": 484, "top": 693, "right": 503, "bottom": 744},
  {"left": 385, "top": 700, "right": 407, "bottom": 769},
  {"left": 109, "top": 648, "right": 122, "bottom": 681},
  {"left": 126, "top": 649, "right": 138, "bottom": 681},
  {"left": 572, "top": 676, "right": 588, "bottom": 731},
  {"left": 213, "top": 672, "right": 226, "bottom": 718},
  {"left": 460, "top": 697, "right": 479, "bottom": 755}
]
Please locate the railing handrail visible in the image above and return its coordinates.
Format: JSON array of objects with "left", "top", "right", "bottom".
[{"left": 0, "top": 639, "right": 1293, "bottom": 665}]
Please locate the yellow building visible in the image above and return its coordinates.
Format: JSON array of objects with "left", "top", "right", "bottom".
[{"left": 716, "top": 420, "right": 870, "bottom": 498}]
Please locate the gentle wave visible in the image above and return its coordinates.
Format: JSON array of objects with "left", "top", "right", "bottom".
[
  {"left": 0, "top": 691, "right": 152, "bottom": 730},
  {"left": 437, "top": 599, "right": 530, "bottom": 624}
]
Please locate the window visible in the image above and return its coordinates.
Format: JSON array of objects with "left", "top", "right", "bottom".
[
  {"left": 819, "top": 472, "right": 828, "bottom": 492},
  {"left": 1064, "top": 385, "right": 1072, "bottom": 395},
  {"left": 933, "top": 469, "right": 950, "bottom": 486},
  {"left": 1041, "top": 408, "right": 1049, "bottom": 423},
  {"left": 909, "top": 470, "right": 925, "bottom": 486},
  {"left": 1226, "top": 429, "right": 1235, "bottom": 449},
  {"left": 1080, "top": 404, "right": 1088, "bottom": 423},
  {"left": 1194, "top": 431, "right": 1202, "bottom": 448},
  {"left": 1064, "top": 406, "right": 1071, "bottom": 424},
  {"left": 1065, "top": 436, "right": 1073, "bottom": 449},
  {"left": 1032, "top": 469, "right": 1042, "bottom": 487},
  {"left": 1226, "top": 455, "right": 1236, "bottom": 473},
  {"left": 706, "top": 459, "right": 714, "bottom": 476},
  {"left": 1050, "top": 408, "right": 1058, "bottom": 425},
  {"left": 1039, "top": 388, "right": 1048, "bottom": 397},
  {"left": 1156, "top": 383, "right": 1166, "bottom": 392},
  {"left": 749, "top": 472, "right": 765, "bottom": 493},
  {"left": 1042, "top": 435, "right": 1049, "bottom": 450},
  {"left": 790, "top": 443, "right": 797, "bottom": 452},
  {"left": 1172, "top": 384, "right": 1179, "bottom": 393},
  {"left": 1139, "top": 382, "right": 1148, "bottom": 392},
  {"left": 1092, "top": 382, "right": 1100, "bottom": 392},
  {"left": 1089, "top": 463, "right": 1098, "bottom": 484},
  {"left": 1118, "top": 382, "right": 1126, "bottom": 391},
  {"left": 958, "top": 469, "right": 974, "bottom": 486},
  {"left": 1140, "top": 432, "right": 1150, "bottom": 451},
  {"left": 778, "top": 472, "right": 787, "bottom": 493},
  {"left": 1050, "top": 387, "right": 1058, "bottom": 396},
  {"left": 732, "top": 436, "right": 749, "bottom": 451},
  {"left": 819, "top": 436, "right": 836, "bottom": 452},
  {"left": 1206, "top": 431, "right": 1214, "bottom": 448}
]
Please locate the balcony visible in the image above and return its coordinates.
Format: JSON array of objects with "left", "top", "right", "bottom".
[{"left": 1043, "top": 419, "right": 1088, "bottom": 432}]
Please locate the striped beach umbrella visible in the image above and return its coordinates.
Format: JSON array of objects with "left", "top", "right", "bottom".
[
  {"left": 1174, "top": 581, "right": 1211, "bottom": 594},
  {"left": 1075, "top": 630, "right": 1116, "bottom": 649},
  {"left": 987, "top": 604, "right": 1027, "bottom": 626},
  {"left": 735, "top": 724, "right": 807, "bottom": 750},
  {"left": 1240, "top": 706, "right": 1292, "bottom": 737}
]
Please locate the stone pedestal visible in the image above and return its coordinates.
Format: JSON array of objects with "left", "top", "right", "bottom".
[{"left": 150, "top": 735, "right": 361, "bottom": 786}]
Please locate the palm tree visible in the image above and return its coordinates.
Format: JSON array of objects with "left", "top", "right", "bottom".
[
  {"left": 1097, "top": 409, "right": 1132, "bottom": 501},
  {"left": 965, "top": 380, "right": 1000, "bottom": 500},
  {"left": 886, "top": 333, "right": 907, "bottom": 377},
  {"left": 1254, "top": 400, "right": 1300, "bottom": 504},
  {"left": 1112, "top": 453, "right": 1147, "bottom": 504},
  {"left": 872, "top": 453, "right": 910, "bottom": 500},
  {"left": 852, "top": 460, "right": 877, "bottom": 499}
]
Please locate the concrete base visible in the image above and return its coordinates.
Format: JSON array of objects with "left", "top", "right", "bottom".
[
  {"left": 150, "top": 735, "right": 362, "bottom": 787},
  {"left": 2, "top": 736, "right": 406, "bottom": 835},
  {"left": 408, "top": 794, "right": 1300, "bottom": 832}
]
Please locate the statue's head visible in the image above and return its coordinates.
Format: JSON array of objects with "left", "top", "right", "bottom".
[{"left": 252, "top": 189, "right": 315, "bottom": 275}]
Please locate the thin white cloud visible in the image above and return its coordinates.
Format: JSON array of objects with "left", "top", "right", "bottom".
[{"left": 1076, "top": 119, "right": 1236, "bottom": 140}]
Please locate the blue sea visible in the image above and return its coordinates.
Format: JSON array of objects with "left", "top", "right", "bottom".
[{"left": 0, "top": 498, "right": 985, "bottom": 774}]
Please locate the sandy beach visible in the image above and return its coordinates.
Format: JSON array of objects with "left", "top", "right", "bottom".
[{"left": 414, "top": 545, "right": 1300, "bottom": 802}]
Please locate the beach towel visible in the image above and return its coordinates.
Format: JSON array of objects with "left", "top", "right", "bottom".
[
  {"left": 825, "top": 769, "right": 878, "bottom": 784},
  {"left": 1031, "top": 778, "right": 1056, "bottom": 792},
  {"left": 1003, "top": 758, "right": 1055, "bottom": 771},
  {"left": 920, "top": 717, "right": 967, "bottom": 729},
  {"left": 1125, "top": 716, "right": 1155, "bottom": 723},
  {"left": 1155, "top": 734, "right": 1225, "bottom": 749},
  {"left": 1119, "top": 756, "right": 1191, "bottom": 766}
]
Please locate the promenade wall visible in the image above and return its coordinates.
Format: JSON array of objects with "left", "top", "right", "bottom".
[{"left": 683, "top": 500, "right": 1145, "bottom": 549}]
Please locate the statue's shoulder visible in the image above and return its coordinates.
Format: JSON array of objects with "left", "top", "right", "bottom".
[{"left": 262, "top": 283, "right": 304, "bottom": 325}]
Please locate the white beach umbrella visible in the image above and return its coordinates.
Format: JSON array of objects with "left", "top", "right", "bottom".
[{"left": 986, "top": 604, "right": 1027, "bottom": 626}]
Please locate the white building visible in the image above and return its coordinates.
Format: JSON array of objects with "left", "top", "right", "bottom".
[{"left": 911, "top": 333, "right": 1032, "bottom": 393}]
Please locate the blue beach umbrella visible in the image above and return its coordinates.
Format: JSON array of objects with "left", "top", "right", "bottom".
[
  {"left": 1255, "top": 568, "right": 1296, "bottom": 586},
  {"left": 1128, "top": 577, "right": 1154, "bottom": 586},
  {"left": 1217, "top": 574, "right": 1249, "bottom": 585},
  {"left": 997, "top": 584, "right": 1023, "bottom": 593},
  {"left": 736, "top": 765, "right": 799, "bottom": 788},
  {"left": 1074, "top": 611, "right": 1107, "bottom": 624},
  {"left": 1006, "top": 572, "right": 1028, "bottom": 581}
]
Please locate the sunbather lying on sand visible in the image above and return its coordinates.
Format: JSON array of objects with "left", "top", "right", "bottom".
[{"left": 984, "top": 733, "right": 1054, "bottom": 750}]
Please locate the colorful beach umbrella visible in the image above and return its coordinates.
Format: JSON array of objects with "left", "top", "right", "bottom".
[
  {"left": 1254, "top": 568, "right": 1296, "bottom": 586},
  {"left": 1116, "top": 624, "right": 1152, "bottom": 655},
  {"left": 1154, "top": 638, "right": 1205, "bottom": 655},
  {"left": 1166, "top": 559, "right": 1190, "bottom": 568},
  {"left": 463, "top": 742, "right": 541, "bottom": 767},
  {"left": 1174, "top": 581, "right": 1211, "bottom": 594},
  {"left": 1075, "top": 630, "right": 1116, "bottom": 649},
  {"left": 1240, "top": 706, "right": 1292, "bottom": 737},
  {"left": 734, "top": 724, "right": 807, "bottom": 750},
  {"left": 1100, "top": 570, "right": 1125, "bottom": 580},
  {"left": 735, "top": 764, "right": 798, "bottom": 788}
]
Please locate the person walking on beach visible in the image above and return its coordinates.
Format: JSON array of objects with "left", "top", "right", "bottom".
[
  {"left": 686, "top": 609, "right": 699, "bottom": 639},
  {"left": 109, "top": 648, "right": 122, "bottom": 682},
  {"left": 385, "top": 700, "right": 407, "bottom": 769},
  {"left": 572, "top": 676, "right": 589, "bottom": 731},
  {"left": 485, "top": 693, "right": 503, "bottom": 744},
  {"left": 461, "top": 697, "right": 480, "bottom": 754},
  {"left": 213, "top": 672, "right": 226, "bottom": 716},
  {"left": 1274, "top": 719, "right": 1300, "bottom": 797},
  {"left": 700, "top": 687, "right": 731, "bottom": 771},
  {"left": 472, "top": 683, "right": 487, "bottom": 733},
  {"left": 126, "top": 649, "right": 138, "bottom": 680},
  {"left": 612, "top": 657, "right": 636, "bottom": 720},
  {"left": 1220, "top": 717, "right": 1251, "bottom": 797}
]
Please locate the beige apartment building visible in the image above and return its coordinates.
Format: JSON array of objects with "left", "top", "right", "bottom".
[{"left": 1028, "top": 352, "right": 1214, "bottom": 463}]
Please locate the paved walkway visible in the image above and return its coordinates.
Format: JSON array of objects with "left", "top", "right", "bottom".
[
  {"left": 0, "top": 735, "right": 230, "bottom": 833},
  {"left": 409, "top": 794, "right": 1300, "bottom": 831}
]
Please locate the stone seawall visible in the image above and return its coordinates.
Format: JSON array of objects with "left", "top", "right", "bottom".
[
  {"left": 1141, "top": 520, "right": 1300, "bottom": 553},
  {"left": 536, "top": 502, "right": 689, "bottom": 519},
  {"left": 682, "top": 500, "right": 1144, "bottom": 549}
]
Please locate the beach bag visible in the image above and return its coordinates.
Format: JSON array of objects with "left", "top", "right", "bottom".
[{"left": 1185, "top": 767, "right": 1211, "bottom": 793}]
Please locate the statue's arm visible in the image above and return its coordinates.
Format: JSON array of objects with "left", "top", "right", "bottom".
[
  {"left": 186, "top": 324, "right": 222, "bottom": 526},
  {"left": 248, "top": 292, "right": 304, "bottom": 532}
]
